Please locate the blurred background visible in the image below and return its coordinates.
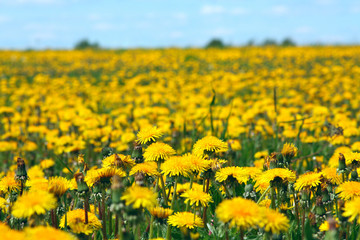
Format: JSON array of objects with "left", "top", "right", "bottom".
[{"left": 0, "top": 0, "right": 359, "bottom": 49}]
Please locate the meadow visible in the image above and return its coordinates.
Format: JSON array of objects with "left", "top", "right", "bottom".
[{"left": 1, "top": 46, "right": 360, "bottom": 239}]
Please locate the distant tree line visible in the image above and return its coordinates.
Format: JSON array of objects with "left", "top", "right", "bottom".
[
  {"left": 205, "top": 37, "right": 296, "bottom": 48},
  {"left": 74, "top": 39, "right": 100, "bottom": 50}
]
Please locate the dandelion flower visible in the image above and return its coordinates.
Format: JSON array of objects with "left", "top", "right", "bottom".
[
  {"left": 48, "top": 176, "right": 70, "bottom": 197},
  {"left": 136, "top": 126, "right": 163, "bottom": 144},
  {"left": 321, "top": 167, "right": 342, "bottom": 185},
  {"left": 149, "top": 207, "right": 173, "bottom": 219},
  {"left": 319, "top": 219, "right": 339, "bottom": 232},
  {"left": 85, "top": 167, "right": 126, "bottom": 186},
  {"left": 294, "top": 172, "right": 322, "bottom": 191},
  {"left": 336, "top": 181, "right": 360, "bottom": 200},
  {"left": 216, "top": 197, "right": 262, "bottom": 229},
  {"left": 281, "top": 143, "right": 298, "bottom": 158},
  {"left": 181, "top": 189, "right": 213, "bottom": 207},
  {"left": 27, "top": 165, "right": 45, "bottom": 179},
  {"left": 168, "top": 212, "right": 204, "bottom": 229},
  {"left": 12, "top": 190, "right": 57, "bottom": 218},
  {"left": 255, "top": 168, "right": 296, "bottom": 190},
  {"left": 121, "top": 185, "right": 158, "bottom": 209},
  {"left": 192, "top": 136, "right": 228, "bottom": 157},
  {"left": 144, "top": 142, "right": 176, "bottom": 162},
  {"left": 40, "top": 159, "right": 55, "bottom": 169},
  {"left": 215, "top": 166, "right": 248, "bottom": 184},
  {"left": 130, "top": 162, "right": 159, "bottom": 176},
  {"left": 161, "top": 156, "right": 192, "bottom": 177},
  {"left": 0, "top": 222, "right": 25, "bottom": 240},
  {"left": 0, "top": 174, "right": 20, "bottom": 193},
  {"left": 26, "top": 178, "right": 49, "bottom": 192},
  {"left": 260, "top": 208, "right": 289, "bottom": 234},
  {"left": 25, "top": 226, "right": 77, "bottom": 240},
  {"left": 344, "top": 151, "right": 360, "bottom": 166},
  {"left": 60, "top": 209, "right": 101, "bottom": 235},
  {"left": 102, "top": 153, "right": 135, "bottom": 169},
  {"left": 176, "top": 182, "right": 204, "bottom": 194},
  {"left": 182, "top": 153, "right": 211, "bottom": 173},
  {"left": 342, "top": 197, "right": 360, "bottom": 223}
]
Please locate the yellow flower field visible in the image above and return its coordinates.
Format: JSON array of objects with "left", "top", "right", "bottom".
[{"left": 0, "top": 46, "right": 360, "bottom": 239}]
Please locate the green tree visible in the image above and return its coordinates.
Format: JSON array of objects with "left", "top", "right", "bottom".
[
  {"left": 74, "top": 39, "right": 100, "bottom": 50},
  {"left": 205, "top": 38, "right": 225, "bottom": 48}
]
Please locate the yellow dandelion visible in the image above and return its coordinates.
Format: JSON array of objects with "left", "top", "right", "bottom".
[
  {"left": 48, "top": 176, "right": 70, "bottom": 198},
  {"left": 144, "top": 142, "right": 176, "bottom": 162},
  {"left": 102, "top": 153, "right": 135, "bottom": 169},
  {"left": 176, "top": 182, "right": 204, "bottom": 194},
  {"left": 294, "top": 172, "right": 322, "bottom": 191},
  {"left": 26, "top": 177, "right": 49, "bottom": 192},
  {"left": 85, "top": 167, "right": 126, "bottom": 186},
  {"left": 319, "top": 219, "right": 339, "bottom": 232},
  {"left": 336, "top": 181, "right": 360, "bottom": 200},
  {"left": 0, "top": 174, "right": 20, "bottom": 193},
  {"left": 258, "top": 199, "right": 272, "bottom": 208},
  {"left": 121, "top": 185, "right": 158, "bottom": 209},
  {"left": 27, "top": 165, "right": 45, "bottom": 179},
  {"left": 25, "top": 226, "right": 77, "bottom": 240},
  {"left": 149, "top": 206, "right": 173, "bottom": 219},
  {"left": 344, "top": 151, "right": 360, "bottom": 166},
  {"left": 192, "top": 136, "right": 228, "bottom": 157},
  {"left": 342, "top": 197, "right": 360, "bottom": 223},
  {"left": 0, "top": 222, "right": 25, "bottom": 240},
  {"left": 321, "top": 167, "right": 342, "bottom": 185},
  {"left": 215, "top": 166, "right": 248, "bottom": 184},
  {"left": 130, "top": 162, "right": 159, "bottom": 176},
  {"left": 181, "top": 189, "right": 213, "bottom": 207},
  {"left": 254, "top": 151, "right": 269, "bottom": 159},
  {"left": 0, "top": 197, "right": 7, "bottom": 210},
  {"left": 168, "top": 212, "right": 204, "bottom": 229},
  {"left": 215, "top": 197, "right": 262, "bottom": 229},
  {"left": 182, "top": 153, "right": 211, "bottom": 173},
  {"left": 227, "top": 139, "right": 242, "bottom": 151},
  {"left": 260, "top": 208, "right": 289, "bottom": 234},
  {"left": 281, "top": 143, "right": 298, "bottom": 158},
  {"left": 60, "top": 209, "right": 101, "bottom": 235},
  {"left": 136, "top": 126, "right": 163, "bottom": 144},
  {"left": 12, "top": 190, "right": 57, "bottom": 218},
  {"left": 161, "top": 156, "right": 192, "bottom": 177},
  {"left": 40, "top": 159, "right": 55, "bottom": 169},
  {"left": 255, "top": 168, "right": 296, "bottom": 190}
]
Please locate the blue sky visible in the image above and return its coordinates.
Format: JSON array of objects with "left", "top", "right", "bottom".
[{"left": 0, "top": 0, "right": 359, "bottom": 49}]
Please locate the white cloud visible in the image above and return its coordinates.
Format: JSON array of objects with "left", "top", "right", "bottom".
[
  {"left": 201, "top": 5, "right": 226, "bottom": 15},
  {"left": 0, "top": 15, "right": 10, "bottom": 24},
  {"left": 170, "top": 31, "right": 183, "bottom": 39},
  {"left": 315, "top": 0, "right": 335, "bottom": 5},
  {"left": 295, "top": 26, "right": 313, "bottom": 34},
  {"left": 269, "top": 5, "right": 289, "bottom": 15},
  {"left": 211, "top": 27, "right": 235, "bottom": 36},
  {"left": 88, "top": 14, "right": 102, "bottom": 21},
  {"left": 173, "top": 12, "right": 187, "bottom": 21},
  {"left": 230, "top": 7, "right": 248, "bottom": 15},
  {"left": 0, "top": 0, "right": 60, "bottom": 4},
  {"left": 93, "top": 23, "right": 114, "bottom": 31}
]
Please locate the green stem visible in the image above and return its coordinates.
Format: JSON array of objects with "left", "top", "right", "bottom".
[
  {"left": 257, "top": 186, "right": 271, "bottom": 204},
  {"left": 270, "top": 187, "right": 276, "bottom": 209},
  {"left": 185, "top": 175, "right": 194, "bottom": 211},
  {"left": 101, "top": 188, "right": 107, "bottom": 240},
  {"left": 166, "top": 177, "right": 178, "bottom": 240},
  {"left": 159, "top": 175, "right": 168, "bottom": 205},
  {"left": 63, "top": 195, "right": 67, "bottom": 230},
  {"left": 149, "top": 215, "right": 155, "bottom": 239}
]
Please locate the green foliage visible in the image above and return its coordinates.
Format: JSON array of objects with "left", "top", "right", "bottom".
[
  {"left": 74, "top": 39, "right": 100, "bottom": 50},
  {"left": 205, "top": 39, "right": 225, "bottom": 49}
]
